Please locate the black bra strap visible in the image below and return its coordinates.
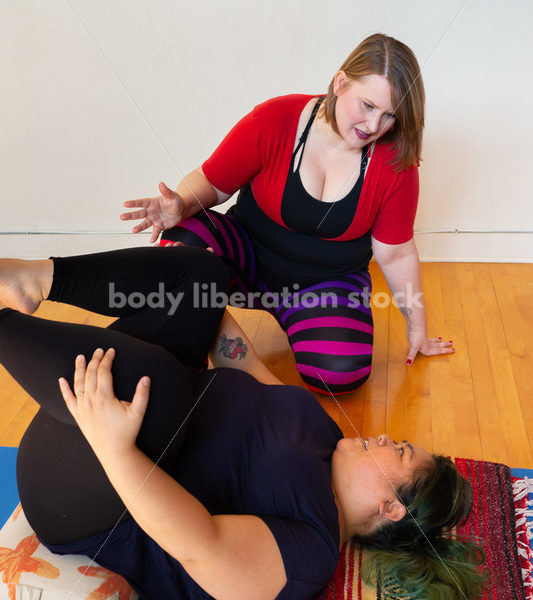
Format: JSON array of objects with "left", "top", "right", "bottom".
[
  {"left": 293, "top": 97, "right": 371, "bottom": 177},
  {"left": 361, "top": 144, "right": 369, "bottom": 174},
  {"left": 293, "top": 97, "right": 324, "bottom": 170}
]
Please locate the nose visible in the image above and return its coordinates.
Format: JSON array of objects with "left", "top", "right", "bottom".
[
  {"left": 366, "top": 114, "right": 381, "bottom": 135},
  {"left": 377, "top": 434, "right": 393, "bottom": 446}
]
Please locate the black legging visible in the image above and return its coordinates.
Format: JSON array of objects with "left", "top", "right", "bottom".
[{"left": 0, "top": 246, "right": 230, "bottom": 545}]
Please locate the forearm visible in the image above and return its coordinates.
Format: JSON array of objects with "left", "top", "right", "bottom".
[
  {"left": 375, "top": 239, "right": 427, "bottom": 332},
  {"left": 176, "top": 168, "right": 229, "bottom": 220},
  {"left": 99, "top": 446, "right": 218, "bottom": 563}
]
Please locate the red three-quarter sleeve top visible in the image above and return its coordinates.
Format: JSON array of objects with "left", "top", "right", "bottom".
[{"left": 202, "top": 94, "right": 419, "bottom": 244}]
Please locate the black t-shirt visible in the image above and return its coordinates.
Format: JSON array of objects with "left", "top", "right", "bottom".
[{"left": 44, "top": 368, "right": 343, "bottom": 599}]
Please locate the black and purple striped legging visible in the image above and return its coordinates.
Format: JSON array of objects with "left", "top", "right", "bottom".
[{"left": 161, "top": 210, "right": 374, "bottom": 395}]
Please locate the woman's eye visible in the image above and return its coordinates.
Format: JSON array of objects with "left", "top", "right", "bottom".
[
  {"left": 394, "top": 443, "right": 404, "bottom": 456},
  {"left": 364, "top": 102, "right": 373, "bottom": 110}
]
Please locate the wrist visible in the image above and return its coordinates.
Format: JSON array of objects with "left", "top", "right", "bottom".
[
  {"left": 95, "top": 440, "right": 139, "bottom": 470},
  {"left": 406, "top": 321, "right": 427, "bottom": 339},
  {"left": 405, "top": 312, "right": 426, "bottom": 332},
  {"left": 177, "top": 194, "right": 193, "bottom": 220}
]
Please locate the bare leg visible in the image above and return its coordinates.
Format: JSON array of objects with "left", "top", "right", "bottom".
[{"left": 0, "top": 258, "right": 53, "bottom": 314}]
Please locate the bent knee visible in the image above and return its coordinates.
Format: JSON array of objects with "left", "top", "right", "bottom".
[
  {"left": 295, "top": 353, "right": 373, "bottom": 395},
  {"left": 188, "top": 247, "right": 231, "bottom": 292},
  {"left": 160, "top": 220, "right": 210, "bottom": 249}
]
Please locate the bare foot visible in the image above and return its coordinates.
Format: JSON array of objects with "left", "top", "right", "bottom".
[{"left": 0, "top": 259, "right": 51, "bottom": 314}]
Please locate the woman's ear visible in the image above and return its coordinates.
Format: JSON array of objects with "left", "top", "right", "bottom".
[
  {"left": 333, "top": 70, "right": 348, "bottom": 96},
  {"left": 378, "top": 500, "right": 407, "bottom": 523}
]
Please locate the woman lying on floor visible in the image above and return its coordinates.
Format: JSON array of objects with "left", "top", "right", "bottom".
[{"left": 0, "top": 246, "right": 484, "bottom": 599}]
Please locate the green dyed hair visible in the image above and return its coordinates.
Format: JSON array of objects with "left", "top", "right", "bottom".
[{"left": 354, "top": 455, "right": 487, "bottom": 599}]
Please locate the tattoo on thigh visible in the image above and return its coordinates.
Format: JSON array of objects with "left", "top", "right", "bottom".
[{"left": 219, "top": 334, "right": 248, "bottom": 360}]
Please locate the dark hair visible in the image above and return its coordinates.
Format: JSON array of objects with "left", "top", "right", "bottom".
[
  {"left": 354, "top": 456, "right": 487, "bottom": 599},
  {"left": 320, "top": 33, "right": 425, "bottom": 172}
]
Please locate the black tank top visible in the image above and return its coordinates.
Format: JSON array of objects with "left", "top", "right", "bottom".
[{"left": 281, "top": 97, "right": 369, "bottom": 239}]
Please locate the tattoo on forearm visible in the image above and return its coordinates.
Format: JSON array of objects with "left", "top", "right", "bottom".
[
  {"left": 219, "top": 334, "right": 248, "bottom": 360},
  {"left": 399, "top": 306, "right": 413, "bottom": 320}
]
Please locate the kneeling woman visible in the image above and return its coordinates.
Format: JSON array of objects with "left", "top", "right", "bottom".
[{"left": 0, "top": 247, "right": 484, "bottom": 599}]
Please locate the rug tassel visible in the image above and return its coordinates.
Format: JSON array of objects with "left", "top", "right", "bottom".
[{"left": 513, "top": 477, "right": 533, "bottom": 597}]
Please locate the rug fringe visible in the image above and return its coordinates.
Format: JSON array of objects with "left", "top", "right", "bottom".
[{"left": 513, "top": 476, "right": 533, "bottom": 598}]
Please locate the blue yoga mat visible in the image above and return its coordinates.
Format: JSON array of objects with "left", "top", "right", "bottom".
[{"left": 0, "top": 446, "right": 19, "bottom": 527}]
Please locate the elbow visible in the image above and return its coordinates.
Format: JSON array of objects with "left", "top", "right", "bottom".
[
  {"left": 195, "top": 167, "right": 231, "bottom": 205},
  {"left": 372, "top": 237, "right": 417, "bottom": 269}
]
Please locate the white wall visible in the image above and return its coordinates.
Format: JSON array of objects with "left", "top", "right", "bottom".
[{"left": 1, "top": 0, "right": 532, "bottom": 260}]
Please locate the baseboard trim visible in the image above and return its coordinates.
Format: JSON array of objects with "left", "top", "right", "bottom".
[
  {"left": 413, "top": 231, "right": 532, "bottom": 263},
  {"left": 0, "top": 234, "right": 152, "bottom": 258}
]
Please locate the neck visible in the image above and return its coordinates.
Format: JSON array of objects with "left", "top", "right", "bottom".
[{"left": 332, "top": 484, "right": 348, "bottom": 549}]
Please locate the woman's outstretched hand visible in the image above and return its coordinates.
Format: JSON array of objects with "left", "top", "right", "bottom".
[
  {"left": 59, "top": 348, "right": 150, "bottom": 459},
  {"left": 406, "top": 329, "right": 455, "bottom": 365},
  {"left": 121, "top": 182, "right": 185, "bottom": 244}
]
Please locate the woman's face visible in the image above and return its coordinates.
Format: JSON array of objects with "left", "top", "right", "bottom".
[
  {"left": 332, "top": 433, "right": 434, "bottom": 537},
  {"left": 333, "top": 72, "right": 397, "bottom": 149}
]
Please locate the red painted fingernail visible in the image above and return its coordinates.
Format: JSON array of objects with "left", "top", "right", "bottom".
[
  {"left": 449, "top": 340, "right": 453, "bottom": 343},
  {"left": 406, "top": 359, "right": 413, "bottom": 365},
  {"left": 451, "top": 348, "right": 455, "bottom": 352},
  {"left": 438, "top": 337, "right": 442, "bottom": 340}
]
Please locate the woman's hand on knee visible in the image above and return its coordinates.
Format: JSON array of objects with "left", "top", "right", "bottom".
[
  {"left": 58, "top": 348, "right": 151, "bottom": 460},
  {"left": 165, "top": 241, "right": 214, "bottom": 253},
  {"left": 121, "top": 182, "right": 185, "bottom": 244}
]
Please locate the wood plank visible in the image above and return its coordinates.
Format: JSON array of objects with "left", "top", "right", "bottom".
[
  {"left": 490, "top": 264, "right": 533, "bottom": 459},
  {"left": 439, "top": 264, "right": 482, "bottom": 460},
  {"left": 383, "top": 262, "right": 447, "bottom": 452},
  {"left": 337, "top": 386, "right": 366, "bottom": 439},
  {"left": 456, "top": 263, "right": 510, "bottom": 464},
  {"left": 473, "top": 264, "right": 532, "bottom": 467},
  {"left": 0, "top": 399, "right": 38, "bottom": 447},
  {"left": 422, "top": 263, "right": 456, "bottom": 456},
  {"left": 251, "top": 309, "right": 295, "bottom": 382},
  {"left": 0, "top": 385, "right": 31, "bottom": 445}
]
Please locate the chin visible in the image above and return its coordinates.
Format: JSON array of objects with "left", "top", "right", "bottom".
[
  {"left": 335, "top": 437, "right": 361, "bottom": 455},
  {"left": 336, "top": 437, "right": 351, "bottom": 449},
  {"left": 350, "top": 135, "right": 371, "bottom": 148}
]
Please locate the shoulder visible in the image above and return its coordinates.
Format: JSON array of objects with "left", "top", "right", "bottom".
[
  {"left": 258, "top": 514, "right": 340, "bottom": 591},
  {"left": 250, "top": 94, "right": 318, "bottom": 123},
  {"left": 372, "top": 141, "right": 420, "bottom": 178}
]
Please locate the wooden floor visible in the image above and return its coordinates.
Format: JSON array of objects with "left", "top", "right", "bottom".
[{"left": 1, "top": 262, "right": 532, "bottom": 468}]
